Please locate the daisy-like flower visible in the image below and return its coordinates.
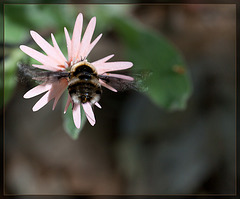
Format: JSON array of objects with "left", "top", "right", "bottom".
[{"left": 20, "top": 13, "right": 133, "bottom": 129}]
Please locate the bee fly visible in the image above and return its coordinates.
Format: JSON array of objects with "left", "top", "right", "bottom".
[
  {"left": 18, "top": 60, "right": 137, "bottom": 106},
  {"left": 68, "top": 60, "right": 102, "bottom": 105}
]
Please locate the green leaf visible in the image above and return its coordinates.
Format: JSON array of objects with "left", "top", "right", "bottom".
[
  {"left": 63, "top": 93, "right": 87, "bottom": 139},
  {"left": 86, "top": 4, "right": 132, "bottom": 33},
  {"left": 83, "top": 5, "right": 192, "bottom": 110},
  {"left": 4, "top": 16, "right": 28, "bottom": 44},
  {"left": 3, "top": 49, "right": 25, "bottom": 106},
  {"left": 4, "top": 4, "right": 77, "bottom": 44},
  {"left": 112, "top": 16, "right": 192, "bottom": 110}
]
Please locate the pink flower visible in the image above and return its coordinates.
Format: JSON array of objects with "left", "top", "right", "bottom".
[{"left": 20, "top": 13, "right": 133, "bottom": 129}]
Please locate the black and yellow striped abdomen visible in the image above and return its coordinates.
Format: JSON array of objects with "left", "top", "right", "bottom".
[{"left": 68, "top": 61, "right": 102, "bottom": 104}]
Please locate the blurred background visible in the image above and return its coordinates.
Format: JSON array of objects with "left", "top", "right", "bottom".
[{"left": 3, "top": 4, "right": 236, "bottom": 195}]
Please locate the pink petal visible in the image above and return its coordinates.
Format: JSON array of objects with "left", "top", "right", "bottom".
[
  {"left": 32, "top": 90, "right": 51, "bottom": 111},
  {"left": 32, "top": 64, "right": 59, "bottom": 71},
  {"left": 30, "top": 31, "right": 63, "bottom": 65},
  {"left": 102, "top": 73, "right": 134, "bottom": 81},
  {"left": 20, "top": 45, "right": 60, "bottom": 69},
  {"left": 79, "top": 17, "right": 96, "bottom": 58},
  {"left": 24, "top": 84, "right": 52, "bottom": 99},
  {"left": 72, "top": 103, "right": 81, "bottom": 129},
  {"left": 71, "top": 13, "right": 83, "bottom": 60},
  {"left": 52, "top": 92, "right": 62, "bottom": 110},
  {"left": 64, "top": 93, "right": 72, "bottom": 114},
  {"left": 52, "top": 80, "right": 68, "bottom": 110},
  {"left": 32, "top": 80, "right": 68, "bottom": 112},
  {"left": 51, "top": 33, "right": 67, "bottom": 64},
  {"left": 83, "top": 33, "right": 102, "bottom": 58},
  {"left": 95, "top": 102, "right": 102, "bottom": 109},
  {"left": 99, "top": 79, "right": 117, "bottom": 92},
  {"left": 92, "top": 54, "right": 114, "bottom": 66},
  {"left": 96, "top": 61, "right": 133, "bottom": 74},
  {"left": 64, "top": 27, "right": 72, "bottom": 62},
  {"left": 82, "top": 102, "right": 96, "bottom": 126}
]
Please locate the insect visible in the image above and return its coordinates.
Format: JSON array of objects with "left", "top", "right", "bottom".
[{"left": 18, "top": 59, "right": 137, "bottom": 106}]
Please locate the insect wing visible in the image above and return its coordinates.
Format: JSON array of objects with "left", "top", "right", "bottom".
[
  {"left": 18, "top": 63, "right": 69, "bottom": 84},
  {"left": 99, "top": 70, "right": 151, "bottom": 92},
  {"left": 98, "top": 74, "right": 137, "bottom": 91}
]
